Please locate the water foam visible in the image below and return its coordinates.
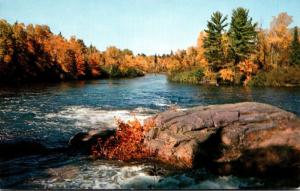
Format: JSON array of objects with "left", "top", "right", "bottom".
[
  {"left": 37, "top": 162, "right": 159, "bottom": 189},
  {"left": 152, "top": 98, "right": 170, "bottom": 107},
  {"left": 35, "top": 159, "right": 261, "bottom": 189},
  {"left": 45, "top": 106, "right": 154, "bottom": 130}
]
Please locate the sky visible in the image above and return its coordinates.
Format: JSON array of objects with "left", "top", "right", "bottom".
[{"left": 0, "top": 0, "right": 300, "bottom": 55}]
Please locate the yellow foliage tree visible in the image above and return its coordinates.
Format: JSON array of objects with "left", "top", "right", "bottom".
[
  {"left": 196, "top": 32, "right": 209, "bottom": 69},
  {"left": 268, "top": 12, "right": 293, "bottom": 67},
  {"left": 219, "top": 68, "right": 234, "bottom": 82}
]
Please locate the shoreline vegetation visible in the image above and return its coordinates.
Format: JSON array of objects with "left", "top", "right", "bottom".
[{"left": 1, "top": 7, "right": 300, "bottom": 86}]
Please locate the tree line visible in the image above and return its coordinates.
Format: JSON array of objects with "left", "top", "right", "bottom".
[{"left": 0, "top": 20, "right": 148, "bottom": 83}]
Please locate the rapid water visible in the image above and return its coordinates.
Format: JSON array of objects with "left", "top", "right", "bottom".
[{"left": 0, "top": 74, "right": 299, "bottom": 189}]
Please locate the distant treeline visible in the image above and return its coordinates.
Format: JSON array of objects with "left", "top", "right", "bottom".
[
  {"left": 1, "top": 7, "right": 300, "bottom": 86},
  {"left": 0, "top": 20, "right": 148, "bottom": 83}
]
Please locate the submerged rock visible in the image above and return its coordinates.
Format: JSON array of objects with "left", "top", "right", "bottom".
[
  {"left": 144, "top": 102, "right": 300, "bottom": 179},
  {"left": 69, "top": 128, "right": 115, "bottom": 154},
  {"left": 47, "top": 165, "right": 80, "bottom": 181}
]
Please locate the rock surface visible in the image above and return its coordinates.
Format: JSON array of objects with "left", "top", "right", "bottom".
[{"left": 144, "top": 102, "right": 300, "bottom": 178}]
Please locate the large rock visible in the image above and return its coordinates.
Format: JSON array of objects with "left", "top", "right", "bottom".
[{"left": 144, "top": 102, "right": 300, "bottom": 178}]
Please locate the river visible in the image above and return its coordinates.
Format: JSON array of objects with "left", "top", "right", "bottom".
[{"left": 0, "top": 74, "right": 299, "bottom": 189}]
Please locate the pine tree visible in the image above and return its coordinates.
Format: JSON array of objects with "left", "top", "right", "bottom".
[
  {"left": 228, "top": 7, "right": 257, "bottom": 65},
  {"left": 203, "top": 11, "right": 228, "bottom": 72},
  {"left": 290, "top": 27, "right": 300, "bottom": 65}
]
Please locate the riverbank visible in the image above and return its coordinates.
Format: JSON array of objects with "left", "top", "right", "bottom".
[
  {"left": 0, "top": 66, "right": 145, "bottom": 84},
  {"left": 167, "top": 66, "right": 300, "bottom": 87}
]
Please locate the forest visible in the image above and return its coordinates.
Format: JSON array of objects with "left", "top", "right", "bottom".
[
  {"left": 0, "top": 20, "right": 146, "bottom": 82},
  {"left": 1, "top": 7, "right": 300, "bottom": 86}
]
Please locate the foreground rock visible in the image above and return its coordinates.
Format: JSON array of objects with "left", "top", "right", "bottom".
[{"left": 144, "top": 102, "right": 300, "bottom": 179}]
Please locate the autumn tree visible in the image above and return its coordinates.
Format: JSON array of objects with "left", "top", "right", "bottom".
[
  {"left": 268, "top": 12, "right": 293, "bottom": 67},
  {"left": 289, "top": 26, "right": 300, "bottom": 65},
  {"left": 12, "top": 23, "right": 28, "bottom": 70},
  {"left": 69, "top": 37, "right": 87, "bottom": 78},
  {"left": 27, "top": 24, "right": 62, "bottom": 80},
  {"left": 203, "top": 11, "right": 228, "bottom": 72},
  {"left": 196, "top": 32, "right": 208, "bottom": 69},
  {"left": 228, "top": 7, "right": 257, "bottom": 65},
  {"left": 86, "top": 45, "right": 103, "bottom": 78},
  {"left": 0, "top": 19, "right": 15, "bottom": 80},
  {"left": 255, "top": 28, "right": 269, "bottom": 70},
  {"left": 104, "top": 46, "right": 123, "bottom": 66}
]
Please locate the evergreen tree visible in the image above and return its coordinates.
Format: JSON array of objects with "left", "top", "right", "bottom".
[
  {"left": 203, "top": 11, "right": 228, "bottom": 72},
  {"left": 290, "top": 27, "right": 300, "bottom": 65},
  {"left": 228, "top": 7, "right": 257, "bottom": 65}
]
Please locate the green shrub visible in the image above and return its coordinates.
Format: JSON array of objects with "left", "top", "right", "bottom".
[
  {"left": 194, "top": 69, "right": 205, "bottom": 81},
  {"left": 101, "top": 65, "right": 144, "bottom": 78},
  {"left": 248, "top": 72, "right": 266, "bottom": 86},
  {"left": 248, "top": 66, "right": 300, "bottom": 87},
  {"left": 121, "top": 67, "right": 144, "bottom": 78},
  {"left": 168, "top": 68, "right": 204, "bottom": 84},
  {"left": 109, "top": 65, "right": 122, "bottom": 78}
]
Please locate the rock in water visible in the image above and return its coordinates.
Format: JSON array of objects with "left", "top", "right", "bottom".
[
  {"left": 144, "top": 102, "right": 300, "bottom": 179},
  {"left": 69, "top": 129, "right": 115, "bottom": 154}
]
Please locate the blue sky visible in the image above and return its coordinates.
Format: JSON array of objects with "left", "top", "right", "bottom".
[{"left": 0, "top": 0, "right": 300, "bottom": 55}]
